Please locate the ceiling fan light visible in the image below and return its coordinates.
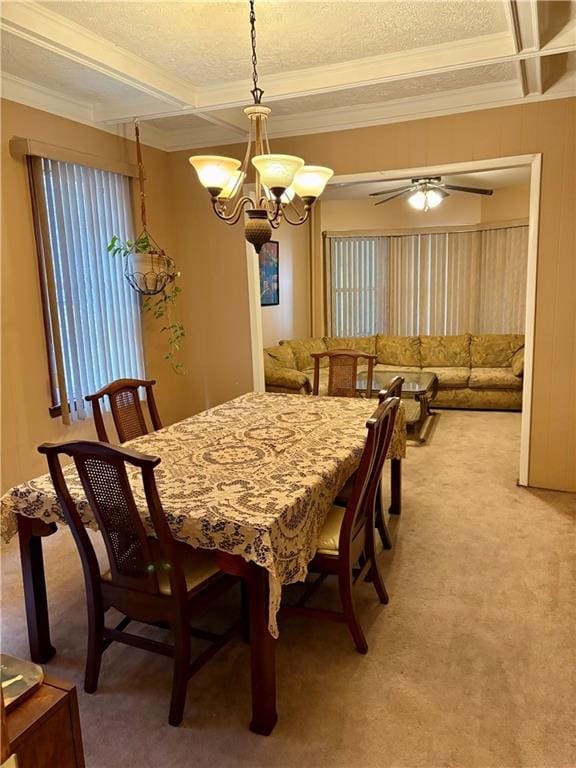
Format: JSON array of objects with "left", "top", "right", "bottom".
[
  {"left": 292, "top": 165, "right": 334, "bottom": 199},
  {"left": 426, "top": 189, "right": 443, "bottom": 209},
  {"left": 408, "top": 190, "right": 426, "bottom": 210},
  {"left": 252, "top": 154, "right": 304, "bottom": 195},
  {"left": 188, "top": 155, "right": 241, "bottom": 195}
]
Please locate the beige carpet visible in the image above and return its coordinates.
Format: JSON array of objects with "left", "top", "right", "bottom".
[{"left": 1, "top": 410, "right": 575, "bottom": 768}]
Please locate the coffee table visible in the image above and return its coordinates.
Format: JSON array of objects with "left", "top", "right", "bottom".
[{"left": 357, "top": 369, "right": 438, "bottom": 442}]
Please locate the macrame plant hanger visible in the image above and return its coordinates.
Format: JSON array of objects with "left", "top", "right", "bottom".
[{"left": 124, "top": 121, "right": 176, "bottom": 296}]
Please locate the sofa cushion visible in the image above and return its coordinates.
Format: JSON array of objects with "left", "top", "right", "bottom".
[
  {"left": 511, "top": 347, "right": 524, "bottom": 377},
  {"left": 469, "top": 368, "right": 523, "bottom": 390},
  {"left": 422, "top": 367, "right": 470, "bottom": 388},
  {"left": 376, "top": 335, "right": 421, "bottom": 367},
  {"left": 325, "top": 336, "right": 376, "bottom": 356},
  {"left": 470, "top": 334, "right": 524, "bottom": 368},
  {"left": 420, "top": 334, "right": 470, "bottom": 367},
  {"left": 265, "top": 365, "right": 310, "bottom": 392},
  {"left": 264, "top": 344, "right": 296, "bottom": 370},
  {"left": 282, "top": 337, "right": 327, "bottom": 371}
]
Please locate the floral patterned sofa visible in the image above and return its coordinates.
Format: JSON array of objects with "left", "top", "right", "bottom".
[{"left": 264, "top": 333, "right": 525, "bottom": 410}]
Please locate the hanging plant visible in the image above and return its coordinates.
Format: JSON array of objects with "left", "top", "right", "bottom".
[{"left": 108, "top": 122, "right": 185, "bottom": 374}]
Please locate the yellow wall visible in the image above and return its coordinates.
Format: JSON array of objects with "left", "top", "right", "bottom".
[
  {"left": 0, "top": 99, "right": 189, "bottom": 490},
  {"left": 166, "top": 149, "right": 254, "bottom": 413},
  {"left": 481, "top": 182, "right": 530, "bottom": 222}
]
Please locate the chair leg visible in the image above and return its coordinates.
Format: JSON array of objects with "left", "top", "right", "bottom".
[
  {"left": 367, "top": 523, "right": 389, "bottom": 605},
  {"left": 376, "top": 509, "right": 393, "bottom": 550},
  {"left": 169, "top": 620, "right": 191, "bottom": 727},
  {"left": 375, "top": 488, "right": 392, "bottom": 550},
  {"left": 84, "top": 591, "right": 104, "bottom": 694},
  {"left": 338, "top": 568, "right": 368, "bottom": 655}
]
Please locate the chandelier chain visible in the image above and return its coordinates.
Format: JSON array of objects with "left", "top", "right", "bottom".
[{"left": 249, "top": 0, "right": 264, "bottom": 104}]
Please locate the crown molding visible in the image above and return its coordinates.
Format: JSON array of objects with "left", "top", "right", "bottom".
[{"left": 0, "top": 73, "right": 169, "bottom": 151}]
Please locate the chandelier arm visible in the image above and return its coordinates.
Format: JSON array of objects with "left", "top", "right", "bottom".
[
  {"left": 212, "top": 196, "right": 254, "bottom": 225},
  {"left": 281, "top": 204, "right": 312, "bottom": 226}
]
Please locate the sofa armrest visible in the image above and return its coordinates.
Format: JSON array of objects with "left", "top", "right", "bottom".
[{"left": 264, "top": 365, "right": 311, "bottom": 393}]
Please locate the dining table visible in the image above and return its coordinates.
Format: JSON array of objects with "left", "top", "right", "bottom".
[{"left": 1, "top": 392, "right": 406, "bottom": 735}]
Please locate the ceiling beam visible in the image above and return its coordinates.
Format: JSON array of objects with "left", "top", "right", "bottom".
[{"left": 520, "top": 57, "right": 543, "bottom": 95}]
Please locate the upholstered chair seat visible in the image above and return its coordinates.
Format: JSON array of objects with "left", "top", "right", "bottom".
[
  {"left": 101, "top": 538, "right": 220, "bottom": 596},
  {"left": 316, "top": 505, "right": 346, "bottom": 554}
]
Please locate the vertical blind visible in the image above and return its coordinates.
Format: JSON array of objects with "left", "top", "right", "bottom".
[
  {"left": 325, "top": 226, "right": 528, "bottom": 337},
  {"left": 31, "top": 157, "right": 145, "bottom": 423},
  {"left": 325, "top": 237, "right": 387, "bottom": 336}
]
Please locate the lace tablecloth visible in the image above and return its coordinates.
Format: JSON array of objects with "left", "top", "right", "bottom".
[{"left": 1, "top": 392, "right": 406, "bottom": 636}]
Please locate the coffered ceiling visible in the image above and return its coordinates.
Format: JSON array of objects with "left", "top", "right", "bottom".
[{"left": 1, "top": 1, "right": 575, "bottom": 151}]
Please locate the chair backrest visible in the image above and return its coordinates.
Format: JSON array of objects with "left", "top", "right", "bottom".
[
  {"left": 339, "top": 396, "right": 400, "bottom": 561},
  {"left": 38, "top": 440, "right": 184, "bottom": 598},
  {"left": 311, "top": 349, "right": 377, "bottom": 397},
  {"left": 377, "top": 375, "right": 404, "bottom": 403},
  {"left": 85, "top": 378, "right": 162, "bottom": 443}
]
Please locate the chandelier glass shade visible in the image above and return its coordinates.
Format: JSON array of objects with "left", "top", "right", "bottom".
[{"left": 188, "top": 0, "right": 333, "bottom": 252}]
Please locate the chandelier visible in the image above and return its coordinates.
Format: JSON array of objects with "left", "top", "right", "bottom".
[{"left": 189, "top": 0, "right": 334, "bottom": 252}]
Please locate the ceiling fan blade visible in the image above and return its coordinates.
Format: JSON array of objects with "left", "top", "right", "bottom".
[
  {"left": 369, "top": 184, "right": 415, "bottom": 197},
  {"left": 442, "top": 184, "right": 493, "bottom": 196},
  {"left": 374, "top": 189, "right": 413, "bottom": 206}
]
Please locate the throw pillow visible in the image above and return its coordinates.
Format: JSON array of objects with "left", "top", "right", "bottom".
[
  {"left": 264, "top": 344, "right": 296, "bottom": 370},
  {"left": 376, "top": 335, "right": 421, "bottom": 367}
]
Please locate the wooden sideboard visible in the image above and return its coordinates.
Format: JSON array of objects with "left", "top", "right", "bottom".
[{"left": 4, "top": 676, "right": 85, "bottom": 768}]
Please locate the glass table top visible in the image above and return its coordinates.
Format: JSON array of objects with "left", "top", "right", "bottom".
[{"left": 357, "top": 369, "right": 437, "bottom": 395}]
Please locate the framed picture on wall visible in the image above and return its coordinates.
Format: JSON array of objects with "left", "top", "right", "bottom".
[{"left": 259, "top": 240, "right": 279, "bottom": 306}]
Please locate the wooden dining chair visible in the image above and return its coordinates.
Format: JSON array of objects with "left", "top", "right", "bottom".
[
  {"left": 335, "top": 376, "right": 404, "bottom": 550},
  {"left": 283, "top": 395, "right": 400, "bottom": 654},
  {"left": 37, "top": 440, "right": 238, "bottom": 727},
  {"left": 311, "top": 349, "right": 377, "bottom": 397},
  {"left": 85, "top": 378, "right": 162, "bottom": 443}
]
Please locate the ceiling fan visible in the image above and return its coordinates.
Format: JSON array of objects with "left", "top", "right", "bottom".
[{"left": 370, "top": 176, "right": 493, "bottom": 211}]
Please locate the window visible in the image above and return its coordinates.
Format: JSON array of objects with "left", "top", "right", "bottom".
[
  {"left": 29, "top": 157, "right": 145, "bottom": 422},
  {"left": 325, "top": 226, "right": 528, "bottom": 337}
]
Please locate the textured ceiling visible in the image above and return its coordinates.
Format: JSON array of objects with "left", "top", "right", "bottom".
[
  {"left": 268, "top": 62, "right": 518, "bottom": 115},
  {"left": 144, "top": 113, "right": 216, "bottom": 132},
  {"left": 39, "top": 0, "right": 509, "bottom": 86}
]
